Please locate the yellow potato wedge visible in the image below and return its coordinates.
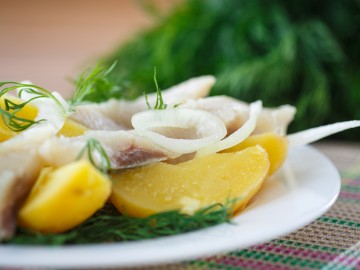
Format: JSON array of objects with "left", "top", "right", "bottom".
[
  {"left": 111, "top": 146, "right": 269, "bottom": 218},
  {"left": 18, "top": 160, "right": 111, "bottom": 233},
  {"left": 57, "top": 118, "right": 88, "bottom": 137},
  {"left": 222, "top": 133, "right": 288, "bottom": 175}
]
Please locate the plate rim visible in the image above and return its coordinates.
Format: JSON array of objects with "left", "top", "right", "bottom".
[{"left": 0, "top": 145, "right": 341, "bottom": 268}]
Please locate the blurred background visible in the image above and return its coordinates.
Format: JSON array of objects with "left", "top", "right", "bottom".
[
  {"left": 1, "top": 0, "right": 359, "bottom": 139},
  {"left": 0, "top": 0, "right": 178, "bottom": 96}
]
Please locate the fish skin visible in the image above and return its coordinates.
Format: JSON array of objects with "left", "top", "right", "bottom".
[{"left": 39, "top": 130, "right": 178, "bottom": 170}]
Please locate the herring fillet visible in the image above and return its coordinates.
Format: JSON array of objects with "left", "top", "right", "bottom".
[
  {"left": 0, "top": 128, "right": 52, "bottom": 240},
  {"left": 70, "top": 75, "right": 216, "bottom": 130},
  {"left": 40, "top": 130, "right": 179, "bottom": 170},
  {"left": 181, "top": 96, "right": 296, "bottom": 136},
  {"left": 0, "top": 151, "right": 43, "bottom": 240}
]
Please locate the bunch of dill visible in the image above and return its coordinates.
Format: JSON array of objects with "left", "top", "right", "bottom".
[{"left": 97, "top": 0, "right": 360, "bottom": 140}]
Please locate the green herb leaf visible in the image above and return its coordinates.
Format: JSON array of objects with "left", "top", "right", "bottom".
[
  {"left": 0, "top": 82, "right": 68, "bottom": 132},
  {"left": 102, "top": 0, "right": 360, "bottom": 139},
  {"left": 76, "top": 138, "right": 111, "bottom": 173},
  {"left": 0, "top": 105, "right": 44, "bottom": 132},
  {"left": 144, "top": 68, "right": 168, "bottom": 110},
  {"left": 0, "top": 82, "right": 68, "bottom": 114},
  {"left": 4, "top": 202, "right": 232, "bottom": 245},
  {"left": 70, "top": 62, "right": 122, "bottom": 108}
]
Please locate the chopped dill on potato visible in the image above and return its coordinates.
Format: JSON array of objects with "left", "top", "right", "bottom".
[{"left": 5, "top": 203, "right": 231, "bottom": 245}]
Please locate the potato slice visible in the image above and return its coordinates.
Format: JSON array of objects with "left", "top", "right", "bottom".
[
  {"left": 18, "top": 160, "right": 111, "bottom": 233},
  {"left": 57, "top": 118, "right": 88, "bottom": 137},
  {"left": 222, "top": 133, "right": 288, "bottom": 175},
  {"left": 111, "top": 146, "right": 269, "bottom": 217}
]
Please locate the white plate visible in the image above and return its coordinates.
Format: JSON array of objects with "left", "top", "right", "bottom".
[{"left": 0, "top": 145, "right": 341, "bottom": 269}]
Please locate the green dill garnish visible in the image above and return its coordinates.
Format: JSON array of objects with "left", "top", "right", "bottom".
[
  {"left": 0, "top": 106, "right": 44, "bottom": 132},
  {"left": 0, "top": 82, "right": 68, "bottom": 115},
  {"left": 69, "top": 62, "right": 122, "bottom": 108},
  {"left": 102, "top": 0, "right": 360, "bottom": 140},
  {"left": 5, "top": 202, "right": 231, "bottom": 245},
  {"left": 153, "top": 68, "right": 167, "bottom": 110},
  {"left": 0, "top": 82, "right": 68, "bottom": 132},
  {"left": 76, "top": 138, "right": 111, "bottom": 173},
  {"left": 1, "top": 97, "right": 45, "bottom": 132},
  {"left": 144, "top": 68, "right": 168, "bottom": 110}
]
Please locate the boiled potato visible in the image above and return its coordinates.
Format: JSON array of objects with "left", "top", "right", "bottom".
[
  {"left": 222, "top": 133, "right": 288, "bottom": 175},
  {"left": 18, "top": 160, "right": 111, "bottom": 233},
  {"left": 57, "top": 118, "right": 88, "bottom": 137},
  {"left": 111, "top": 146, "right": 269, "bottom": 217}
]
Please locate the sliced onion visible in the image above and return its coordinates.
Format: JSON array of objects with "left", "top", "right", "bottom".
[
  {"left": 19, "top": 87, "right": 69, "bottom": 132},
  {"left": 132, "top": 108, "right": 227, "bottom": 154},
  {"left": 196, "top": 101, "right": 263, "bottom": 157},
  {"left": 288, "top": 120, "right": 360, "bottom": 147}
]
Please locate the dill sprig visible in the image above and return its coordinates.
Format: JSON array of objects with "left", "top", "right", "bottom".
[
  {"left": 70, "top": 62, "right": 120, "bottom": 108},
  {"left": 103, "top": 0, "right": 360, "bottom": 140},
  {"left": 0, "top": 106, "right": 44, "bottom": 132},
  {"left": 0, "top": 82, "right": 68, "bottom": 132},
  {"left": 76, "top": 138, "right": 111, "bottom": 173},
  {"left": 5, "top": 203, "right": 231, "bottom": 245},
  {"left": 153, "top": 68, "right": 167, "bottom": 110},
  {"left": 0, "top": 82, "right": 68, "bottom": 115},
  {"left": 144, "top": 68, "right": 168, "bottom": 110},
  {"left": 1, "top": 97, "right": 44, "bottom": 131}
]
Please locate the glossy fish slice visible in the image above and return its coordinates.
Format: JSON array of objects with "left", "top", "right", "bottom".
[
  {"left": 0, "top": 127, "right": 53, "bottom": 240},
  {"left": 69, "top": 76, "right": 216, "bottom": 130},
  {"left": 181, "top": 96, "right": 296, "bottom": 136},
  {"left": 40, "top": 130, "right": 178, "bottom": 170}
]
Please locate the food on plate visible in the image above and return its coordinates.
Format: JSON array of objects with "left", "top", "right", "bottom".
[
  {"left": 0, "top": 95, "right": 38, "bottom": 142},
  {"left": 111, "top": 146, "right": 269, "bottom": 217},
  {"left": 0, "top": 66, "right": 359, "bottom": 244},
  {"left": 222, "top": 133, "right": 288, "bottom": 176},
  {"left": 70, "top": 75, "right": 215, "bottom": 130},
  {"left": 57, "top": 118, "right": 88, "bottom": 137},
  {"left": 18, "top": 160, "right": 111, "bottom": 233}
]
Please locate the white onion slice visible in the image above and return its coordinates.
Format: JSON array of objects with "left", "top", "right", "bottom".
[
  {"left": 17, "top": 83, "right": 69, "bottom": 132},
  {"left": 288, "top": 120, "right": 360, "bottom": 147},
  {"left": 196, "top": 100, "right": 263, "bottom": 157},
  {"left": 132, "top": 108, "right": 227, "bottom": 154}
]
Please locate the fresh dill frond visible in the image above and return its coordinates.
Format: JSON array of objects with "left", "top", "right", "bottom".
[
  {"left": 153, "top": 68, "right": 167, "bottom": 110},
  {"left": 0, "top": 82, "right": 68, "bottom": 115},
  {"left": 5, "top": 202, "right": 232, "bottom": 245},
  {"left": 70, "top": 62, "right": 121, "bottom": 108},
  {"left": 144, "top": 91, "right": 151, "bottom": 109},
  {"left": 144, "top": 68, "right": 168, "bottom": 110},
  {"left": 0, "top": 106, "right": 44, "bottom": 132},
  {"left": 1, "top": 97, "right": 44, "bottom": 132},
  {"left": 0, "top": 82, "right": 68, "bottom": 132},
  {"left": 76, "top": 138, "right": 111, "bottom": 173}
]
